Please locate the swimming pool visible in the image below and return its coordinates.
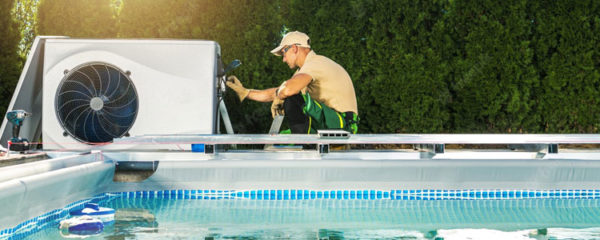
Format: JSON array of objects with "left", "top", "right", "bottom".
[
  {"left": 13, "top": 190, "right": 600, "bottom": 239},
  {"left": 3, "top": 134, "right": 600, "bottom": 239}
]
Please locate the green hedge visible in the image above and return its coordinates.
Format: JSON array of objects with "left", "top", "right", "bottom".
[
  {"left": 36, "top": 0, "right": 117, "bottom": 38},
  {"left": 0, "top": 0, "right": 22, "bottom": 118},
  {"left": 447, "top": 0, "right": 540, "bottom": 133},
  {"left": 3, "top": 0, "right": 599, "bottom": 133},
  {"left": 531, "top": 1, "right": 600, "bottom": 133}
]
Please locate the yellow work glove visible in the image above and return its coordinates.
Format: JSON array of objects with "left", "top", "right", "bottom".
[
  {"left": 226, "top": 76, "right": 250, "bottom": 102},
  {"left": 271, "top": 97, "right": 285, "bottom": 118}
]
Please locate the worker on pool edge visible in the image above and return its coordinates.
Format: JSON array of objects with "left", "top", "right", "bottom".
[{"left": 226, "top": 31, "right": 359, "bottom": 134}]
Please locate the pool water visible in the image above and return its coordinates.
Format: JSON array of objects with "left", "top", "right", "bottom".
[{"left": 24, "top": 197, "right": 600, "bottom": 239}]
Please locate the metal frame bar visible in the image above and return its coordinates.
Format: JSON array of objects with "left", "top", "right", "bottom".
[{"left": 113, "top": 134, "right": 600, "bottom": 145}]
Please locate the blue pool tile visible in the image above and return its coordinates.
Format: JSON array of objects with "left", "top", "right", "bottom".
[
  {"left": 267, "top": 191, "right": 273, "bottom": 200},
  {"left": 258, "top": 191, "right": 264, "bottom": 200},
  {"left": 283, "top": 190, "right": 289, "bottom": 199}
]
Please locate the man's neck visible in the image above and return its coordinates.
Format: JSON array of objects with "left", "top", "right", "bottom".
[{"left": 296, "top": 49, "right": 311, "bottom": 68}]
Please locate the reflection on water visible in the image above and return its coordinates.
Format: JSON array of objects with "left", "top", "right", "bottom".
[
  {"left": 103, "top": 208, "right": 159, "bottom": 239},
  {"left": 23, "top": 198, "right": 600, "bottom": 239}
]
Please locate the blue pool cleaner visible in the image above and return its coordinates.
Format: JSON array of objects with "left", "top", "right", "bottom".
[
  {"left": 69, "top": 203, "right": 115, "bottom": 223},
  {"left": 59, "top": 215, "right": 104, "bottom": 236}
]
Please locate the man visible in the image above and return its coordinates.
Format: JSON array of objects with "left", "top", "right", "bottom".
[{"left": 226, "top": 31, "right": 359, "bottom": 134}]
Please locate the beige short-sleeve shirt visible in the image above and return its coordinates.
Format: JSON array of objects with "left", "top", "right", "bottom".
[{"left": 296, "top": 51, "right": 358, "bottom": 114}]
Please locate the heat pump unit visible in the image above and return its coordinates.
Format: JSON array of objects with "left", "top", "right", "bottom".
[{"left": 42, "top": 39, "right": 220, "bottom": 150}]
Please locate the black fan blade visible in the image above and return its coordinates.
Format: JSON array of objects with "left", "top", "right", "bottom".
[{"left": 56, "top": 63, "right": 138, "bottom": 143}]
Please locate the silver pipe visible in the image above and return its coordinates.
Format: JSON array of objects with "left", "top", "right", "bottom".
[{"left": 219, "top": 100, "right": 234, "bottom": 134}]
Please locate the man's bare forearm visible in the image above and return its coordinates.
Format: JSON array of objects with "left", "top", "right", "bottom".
[{"left": 247, "top": 88, "right": 278, "bottom": 102}]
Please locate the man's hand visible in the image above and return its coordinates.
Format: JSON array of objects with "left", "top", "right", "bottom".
[
  {"left": 226, "top": 76, "right": 250, "bottom": 102},
  {"left": 271, "top": 97, "right": 285, "bottom": 118}
]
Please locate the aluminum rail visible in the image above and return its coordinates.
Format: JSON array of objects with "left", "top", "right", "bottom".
[{"left": 113, "top": 134, "right": 600, "bottom": 145}]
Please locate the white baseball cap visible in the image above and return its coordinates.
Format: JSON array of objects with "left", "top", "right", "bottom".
[{"left": 270, "top": 31, "right": 311, "bottom": 56}]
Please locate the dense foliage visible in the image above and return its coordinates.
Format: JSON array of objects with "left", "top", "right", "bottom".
[
  {"left": 2, "top": 0, "right": 599, "bottom": 133},
  {"left": 0, "top": 0, "right": 22, "bottom": 118},
  {"left": 530, "top": 1, "right": 600, "bottom": 133},
  {"left": 36, "top": 0, "right": 117, "bottom": 37}
]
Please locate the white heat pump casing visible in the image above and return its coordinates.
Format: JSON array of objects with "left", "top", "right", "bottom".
[{"left": 42, "top": 39, "right": 219, "bottom": 150}]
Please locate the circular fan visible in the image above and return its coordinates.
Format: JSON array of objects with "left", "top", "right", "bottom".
[{"left": 55, "top": 63, "right": 138, "bottom": 143}]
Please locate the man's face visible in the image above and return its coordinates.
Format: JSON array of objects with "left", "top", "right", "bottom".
[{"left": 281, "top": 45, "right": 297, "bottom": 69}]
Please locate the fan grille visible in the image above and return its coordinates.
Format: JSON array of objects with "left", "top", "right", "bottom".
[{"left": 55, "top": 63, "right": 138, "bottom": 143}]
